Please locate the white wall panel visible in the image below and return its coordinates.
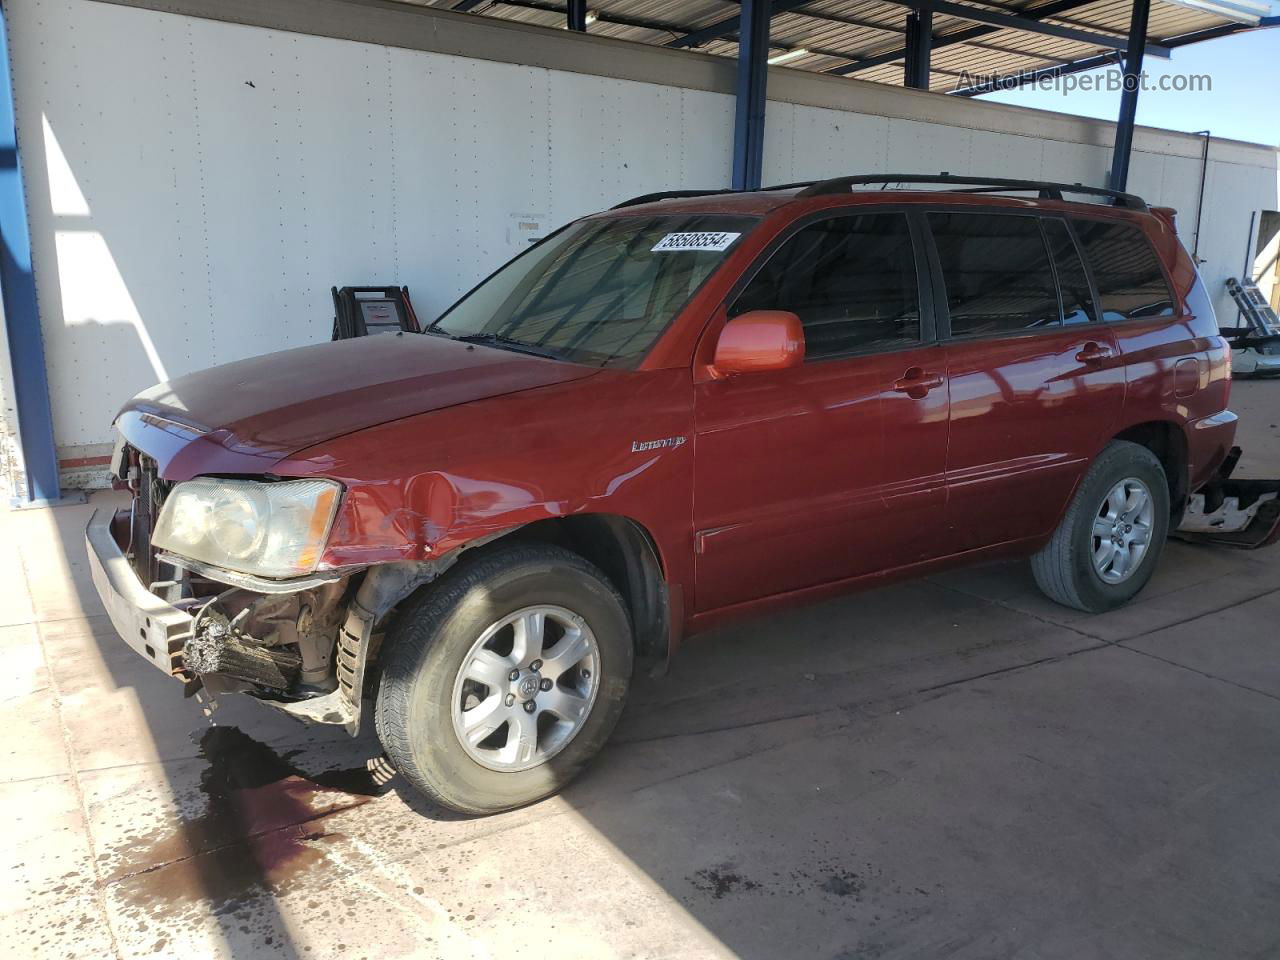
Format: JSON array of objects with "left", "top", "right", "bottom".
[
  {"left": 1158, "top": 155, "right": 1208, "bottom": 234},
  {"left": 761, "top": 100, "right": 795, "bottom": 186},
  {"left": 787, "top": 106, "right": 889, "bottom": 184},
  {"left": 676, "top": 88, "right": 735, "bottom": 189},
  {"left": 6, "top": 0, "right": 1278, "bottom": 462},
  {"left": 1039, "top": 140, "right": 1110, "bottom": 188},
  {"left": 969, "top": 130, "right": 1045, "bottom": 180},
  {"left": 550, "top": 72, "right": 678, "bottom": 227},
  {"left": 887, "top": 119, "right": 973, "bottom": 177}
]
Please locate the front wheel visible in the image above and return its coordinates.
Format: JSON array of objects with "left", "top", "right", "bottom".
[
  {"left": 1031, "top": 440, "right": 1170, "bottom": 613},
  {"left": 374, "top": 543, "right": 633, "bottom": 815}
]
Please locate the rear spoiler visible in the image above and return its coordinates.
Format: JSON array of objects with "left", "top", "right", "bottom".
[{"left": 1150, "top": 206, "right": 1178, "bottom": 233}]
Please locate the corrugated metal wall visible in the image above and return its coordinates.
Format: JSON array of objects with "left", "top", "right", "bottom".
[{"left": 4, "top": 0, "right": 1278, "bottom": 484}]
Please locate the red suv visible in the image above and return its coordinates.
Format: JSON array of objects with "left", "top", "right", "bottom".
[{"left": 89, "top": 175, "right": 1240, "bottom": 813}]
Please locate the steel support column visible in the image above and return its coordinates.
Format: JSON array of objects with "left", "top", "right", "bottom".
[
  {"left": 566, "top": 0, "right": 587, "bottom": 32},
  {"left": 1108, "top": 0, "right": 1150, "bottom": 192},
  {"left": 0, "top": 1, "right": 63, "bottom": 505},
  {"left": 903, "top": 9, "right": 932, "bottom": 88},
  {"left": 732, "top": 0, "right": 770, "bottom": 191}
]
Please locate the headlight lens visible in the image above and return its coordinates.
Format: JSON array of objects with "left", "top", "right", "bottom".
[{"left": 152, "top": 478, "right": 341, "bottom": 579}]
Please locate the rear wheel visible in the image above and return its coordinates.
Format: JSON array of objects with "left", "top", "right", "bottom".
[
  {"left": 1031, "top": 440, "right": 1170, "bottom": 613},
  {"left": 374, "top": 543, "right": 633, "bottom": 815}
]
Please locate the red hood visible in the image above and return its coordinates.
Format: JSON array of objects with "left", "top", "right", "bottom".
[{"left": 116, "top": 334, "right": 598, "bottom": 480}]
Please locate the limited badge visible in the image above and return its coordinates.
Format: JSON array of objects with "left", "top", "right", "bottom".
[{"left": 651, "top": 231, "right": 741, "bottom": 253}]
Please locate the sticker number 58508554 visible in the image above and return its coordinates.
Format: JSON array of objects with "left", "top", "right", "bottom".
[{"left": 650, "top": 232, "right": 741, "bottom": 253}]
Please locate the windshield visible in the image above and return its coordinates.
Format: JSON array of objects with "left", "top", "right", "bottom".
[{"left": 430, "top": 214, "right": 757, "bottom": 366}]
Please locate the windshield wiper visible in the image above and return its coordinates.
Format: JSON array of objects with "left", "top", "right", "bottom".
[{"left": 452, "top": 332, "right": 566, "bottom": 360}]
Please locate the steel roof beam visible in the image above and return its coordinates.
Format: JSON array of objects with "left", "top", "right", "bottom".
[
  {"left": 949, "top": 13, "right": 1277, "bottom": 96},
  {"left": 733, "top": 0, "right": 771, "bottom": 190},
  {"left": 777, "top": 9, "right": 906, "bottom": 34},
  {"left": 486, "top": 0, "right": 915, "bottom": 64},
  {"left": 668, "top": 0, "right": 815, "bottom": 48},
  {"left": 904, "top": 9, "right": 933, "bottom": 87},
  {"left": 671, "top": 0, "right": 1167, "bottom": 60},
  {"left": 480, "top": 0, "right": 700, "bottom": 40},
  {"left": 1161, "top": 15, "right": 1278, "bottom": 46},
  {"left": 874, "top": 0, "right": 1171, "bottom": 58},
  {"left": 829, "top": 0, "right": 1121, "bottom": 76},
  {"left": 1109, "top": 0, "right": 1151, "bottom": 191}
]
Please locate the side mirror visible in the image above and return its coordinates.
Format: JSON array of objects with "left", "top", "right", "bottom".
[{"left": 712, "top": 310, "right": 805, "bottom": 376}]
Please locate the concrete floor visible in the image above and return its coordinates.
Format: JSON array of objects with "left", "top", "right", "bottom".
[{"left": 4, "top": 380, "right": 1280, "bottom": 960}]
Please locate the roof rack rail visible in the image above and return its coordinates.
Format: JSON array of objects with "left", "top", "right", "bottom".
[
  {"left": 780, "top": 174, "right": 1148, "bottom": 211},
  {"left": 611, "top": 188, "right": 741, "bottom": 209}
]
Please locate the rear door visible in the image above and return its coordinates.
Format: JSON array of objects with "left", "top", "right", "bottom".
[
  {"left": 929, "top": 210, "right": 1126, "bottom": 551},
  {"left": 1070, "top": 215, "right": 1186, "bottom": 408},
  {"left": 692, "top": 209, "right": 949, "bottom": 612}
]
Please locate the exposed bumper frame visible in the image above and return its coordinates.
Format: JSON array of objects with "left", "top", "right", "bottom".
[
  {"left": 87, "top": 508, "right": 358, "bottom": 726},
  {"left": 85, "top": 508, "right": 193, "bottom": 676},
  {"left": 1175, "top": 447, "right": 1280, "bottom": 549}
]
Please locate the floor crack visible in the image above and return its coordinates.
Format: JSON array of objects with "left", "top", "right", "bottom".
[
  {"left": 1116, "top": 643, "right": 1280, "bottom": 705},
  {"left": 1117, "top": 584, "right": 1280, "bottom": 643}
]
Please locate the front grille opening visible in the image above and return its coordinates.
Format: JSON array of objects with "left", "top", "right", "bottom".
[{"left": 126, "top": 451, "right": 161, "bottom": 585}]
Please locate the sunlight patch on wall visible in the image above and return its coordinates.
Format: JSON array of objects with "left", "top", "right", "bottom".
[
  {"left": 41, "top": 113, "right": 89, "bottom": 217},
  {"left": 54, "top": 231, "right": 170, "bottom": 382}
]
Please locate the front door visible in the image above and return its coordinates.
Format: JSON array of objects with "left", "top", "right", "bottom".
[
  {"left": 692, "top": 210, "right": 950, "bottom": 613},
  {"left": 927, "top": 211, "right": 1126, "bottom": 551}
]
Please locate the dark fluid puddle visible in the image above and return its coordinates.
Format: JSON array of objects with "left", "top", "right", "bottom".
[{"left": 114, "top": 726, "right": 390, "bottom": 918}]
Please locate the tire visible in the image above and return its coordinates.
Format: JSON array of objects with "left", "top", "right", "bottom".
[
  {"left": 374, "top": 542, "right": 633, "bottom": 815},
  {"left": 1031, "top": 440, "right": 1171, "bottom": 613}
]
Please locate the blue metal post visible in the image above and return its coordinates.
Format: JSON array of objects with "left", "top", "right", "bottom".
[
  {"left": 732, "top": 0, "right": 770, "bottom": 191},
  {"left": 0, "top": 0, "right": 63, "bottom": 505},
  {"left": 1108, "top": 0, "right": 1149, "bottom": 192},
  {"left": 566, "top": 0, "right": 587, "bottom": 31}
]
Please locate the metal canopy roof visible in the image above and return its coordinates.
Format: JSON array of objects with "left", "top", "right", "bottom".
[{"left": 422, "top": 0, "right": 1273, "bottom": 95}]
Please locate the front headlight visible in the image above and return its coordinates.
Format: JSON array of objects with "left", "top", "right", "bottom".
[{"left": 152, "top": 478, "right": 341, "bottom": 579}]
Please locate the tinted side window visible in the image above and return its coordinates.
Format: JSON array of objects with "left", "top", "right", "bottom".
[
  {"left": 732, "top": 213, "right": 921, "bottom": 358},
  {"left": 1042, "top": 219, "right": 1096, "bottom": 324},
  {"left": 928, "top": 213, "right": 1060, "bottom": 337},
  {"left": 1072, "top": 219, "right": 1175, "bottom": 322}
]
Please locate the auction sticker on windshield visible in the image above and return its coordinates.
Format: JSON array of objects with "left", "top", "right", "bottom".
[{"left": 651, "top": 232, "right": 741, "bottom": 253}]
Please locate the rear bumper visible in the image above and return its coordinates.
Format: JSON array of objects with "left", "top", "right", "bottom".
[
  {"left": 85, "top": 508, "right": 192, "bottom": 677},
  {"left": 1175, "top": 446, "right": 1280, "bottom": 549},
  {"left": 1232, "top": 347, "right": 1280, "bottom": 375}
]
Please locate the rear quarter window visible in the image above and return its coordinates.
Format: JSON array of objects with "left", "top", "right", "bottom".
[{"left": 1072, "top": 219, "right": 1176, "bottom": 322}]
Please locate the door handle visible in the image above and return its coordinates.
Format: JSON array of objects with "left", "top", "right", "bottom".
[
  {"left": 892, "top": 367, "right": 945, "bottom": 397},
  {"left": 1076, "top": 341, "right": 1115, "bottom": 365}
]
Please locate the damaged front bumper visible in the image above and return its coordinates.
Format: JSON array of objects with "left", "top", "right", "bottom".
[
  {"left": 87, "top": 507, "right": 195, "bottom": 676},
  {"left": 1175, "top": 447, "right": 1280, "bottom": 549},
  {"left": 85, "top": 508, "right": 357, "bottom": 728}
]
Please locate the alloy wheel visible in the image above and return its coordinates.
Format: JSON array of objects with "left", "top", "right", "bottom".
[
  {"left": 1091, "top": 476, "right": 1155, "bottom": 584},
  {"left": 450, "top": 605, "right": 600, "bottom": 772}
]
